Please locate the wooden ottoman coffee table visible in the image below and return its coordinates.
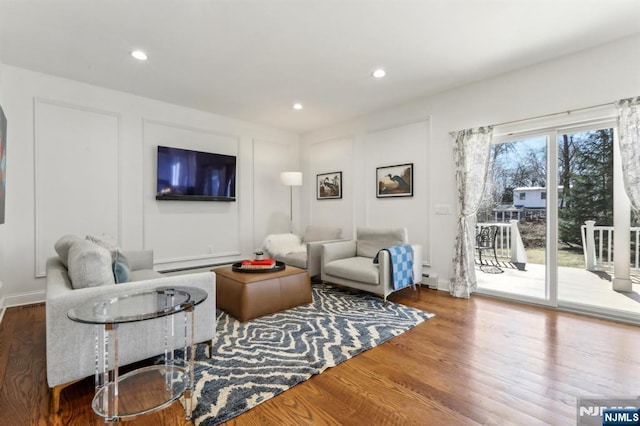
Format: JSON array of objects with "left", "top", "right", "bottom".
[{"left": 213, "top": 264, "right": 312, "bottom": 322}]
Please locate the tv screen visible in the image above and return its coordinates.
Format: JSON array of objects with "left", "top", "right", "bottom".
[{"left": 156, "top": 146, "right": 236, "bottom": 201}]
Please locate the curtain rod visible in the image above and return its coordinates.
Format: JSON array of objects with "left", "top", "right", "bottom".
[{"left": 492, "top": 100, "right": 616, "bottom": 128}]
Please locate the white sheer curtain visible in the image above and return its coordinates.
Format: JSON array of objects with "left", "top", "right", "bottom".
[
  {"left": 616, "top": 96, "right": 640, "bottom": 215},
  {"left": 450, "top": 127, "right": 493, "bottom": 298}
]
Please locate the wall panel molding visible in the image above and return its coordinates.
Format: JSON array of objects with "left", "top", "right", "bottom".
[
  {"left": 252, "top": 138, "right": 293, "bottom": 248},
  {"left": 364, "top": 119, "right": 431, "bottom": 265},
  {"left": 34, "top": 98, "right": 121, "bottom": 277},
  {"left": 307, "top": 136, "right": 355, "bottom": 238},
  {"left": 142, "top": 119, "right": 241, "bottom": 267}
]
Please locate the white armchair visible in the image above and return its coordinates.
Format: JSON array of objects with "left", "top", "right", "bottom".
[
  {"left": 321, "top": 227, "right": 422, "bottom": 301},
  {"left": 263, "top": 225, "right": 342, "bottom": 279}
]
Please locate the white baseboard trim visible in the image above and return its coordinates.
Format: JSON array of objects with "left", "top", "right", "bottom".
[
  {"left": 0, "top": 297, "right": 5, "bottom": 325},
  {"left": 4, "top": 290, "right": 46, "bottom": 308}
]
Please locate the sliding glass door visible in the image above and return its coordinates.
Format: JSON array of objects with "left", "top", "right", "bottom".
[
  {"left": 556, "top": 126, "right": 639, "bottom": 321},
  {"left": 475, "top": 117, "right": 640, "bottom": 323},
  {"left": 475, "top": 136, "right": 550, "bottom": 303}
]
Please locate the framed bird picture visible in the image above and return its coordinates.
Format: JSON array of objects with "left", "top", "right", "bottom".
[
  {"left": 376, "top": 163, "right": 413, "bottom": 198},
  {"left": 317, "top": 171, "right": 342, "bottom": 199}
]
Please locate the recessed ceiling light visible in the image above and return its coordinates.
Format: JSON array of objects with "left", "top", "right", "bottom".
[
  {"left": 131, "top": 50, "right": 148, "bottom": 61},
  {"left": 293, "top": 103, "right": 303, "bottom": 110},
  {"left": 372, "top": 69, "right": 386, "bottom": 78}
]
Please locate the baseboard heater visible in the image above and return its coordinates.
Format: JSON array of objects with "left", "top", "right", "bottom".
[{"left": 421, "top": 272, "right": 439, "bottom": 289}]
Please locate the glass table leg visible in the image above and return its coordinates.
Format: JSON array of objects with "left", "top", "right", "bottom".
[
  {"left": 183, "top": 306, "right": 195, "bottom": 420},
  {"left": 94, "top": 323, "right": 118, "bottom": 423}
]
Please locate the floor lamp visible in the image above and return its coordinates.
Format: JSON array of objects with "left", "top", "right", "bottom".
[{"left": 280, "top": 171, "right": 302, "bottom": 233}]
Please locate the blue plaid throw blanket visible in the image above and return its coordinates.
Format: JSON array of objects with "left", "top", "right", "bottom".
[{"left": 373, "top": 244, "right": 414, "bottom": 290}]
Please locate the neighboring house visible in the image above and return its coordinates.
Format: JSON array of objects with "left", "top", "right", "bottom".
[
  {"left": 513, "top": 186, "right": 549, "bottom": 209},
  {"left": 513, "top": 186, "right": 566, "bottom": 208},
  {"left": 493, "top": 186, "right": 565, "bottom": 222}
]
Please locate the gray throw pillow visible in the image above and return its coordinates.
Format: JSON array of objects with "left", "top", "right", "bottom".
[
  {"left": 86, "top": 233, "right": 118, "bottom": 260},
  {"left": 54, "top": 234, "right": 83, "bottom": 267},
  {"left": 67, "top": 240, "right": 115, "bottom": 289}
]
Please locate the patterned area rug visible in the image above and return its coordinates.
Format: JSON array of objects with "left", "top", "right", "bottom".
[{"left": 191, "top": 284, "right": 434, "bottom": 425}]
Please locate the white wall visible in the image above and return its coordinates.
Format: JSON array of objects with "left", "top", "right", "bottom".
[
  {"left": 301, "top": 116, "right": 431, "bottom": 263},
  {"left": 302, "top": 117, "right": 431, "bottom": 263},
  {"left": 301, "top": 34, "right": 640, "bottom": 289},
  {"left": 306, "top": 136, "right": 355, "bottom": 238},
  {"left": 0, "top": 64, "right": 300, "bottom": 306},
  {"left": 142, "top": 120, "right": 241, "bottom": 267},
  {"left": 0, "top": 67, "right": 5, "bottom": 314}
]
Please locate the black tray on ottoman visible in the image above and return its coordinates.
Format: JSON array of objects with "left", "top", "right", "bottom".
[{"left": 231, "top": 260, "right": 286, "bottom": 273}]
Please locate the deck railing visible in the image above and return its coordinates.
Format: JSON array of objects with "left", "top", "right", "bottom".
[
  {"left": 476, "top": 220, "right": 528, "bottom": 264},
  {"left": 581, "top": 221, "right": 640, "bottom": 271},
  {"left": 476, "top": 220, "right": 639, "bottom": 272}
]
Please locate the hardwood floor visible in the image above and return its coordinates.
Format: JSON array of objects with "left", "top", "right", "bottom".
[{"left": 1, "top": 287, "right": 639, "bottom": 425}]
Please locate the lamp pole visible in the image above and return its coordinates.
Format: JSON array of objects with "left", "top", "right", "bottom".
[
  {"left": 289, "top": 184, "right": 294, "bottom": 232},
  {"left": 280, "top": 172, "right": 302, "bottom": 233}
]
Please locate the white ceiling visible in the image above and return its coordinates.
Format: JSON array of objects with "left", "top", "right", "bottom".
[{"left": 1, "top": 0, "right": 639, "bottom": 133}]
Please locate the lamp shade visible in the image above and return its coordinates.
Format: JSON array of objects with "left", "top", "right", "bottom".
[{"left": 280, "top": 172, "right": 302, "bottom": 186}]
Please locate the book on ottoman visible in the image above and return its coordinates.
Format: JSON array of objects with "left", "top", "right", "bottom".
[{"left": 240, "top": 258, "right": 276, "bottom": 269}]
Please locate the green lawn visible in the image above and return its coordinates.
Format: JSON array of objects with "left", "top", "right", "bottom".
[
  {"left": 524, "top": 245, "right": 585, "bottom": 268},
  {"left": 515, "top": 222, "right": 586, "bottom": 268}
]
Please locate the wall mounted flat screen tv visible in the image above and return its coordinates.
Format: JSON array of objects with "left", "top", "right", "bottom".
[{"left": 156, "top": 145, "right": 236, "bottom": 201}]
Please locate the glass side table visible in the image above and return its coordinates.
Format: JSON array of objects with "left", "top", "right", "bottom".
[{"left": 68, "top": 286, "right": 207, "bottom": 423}]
